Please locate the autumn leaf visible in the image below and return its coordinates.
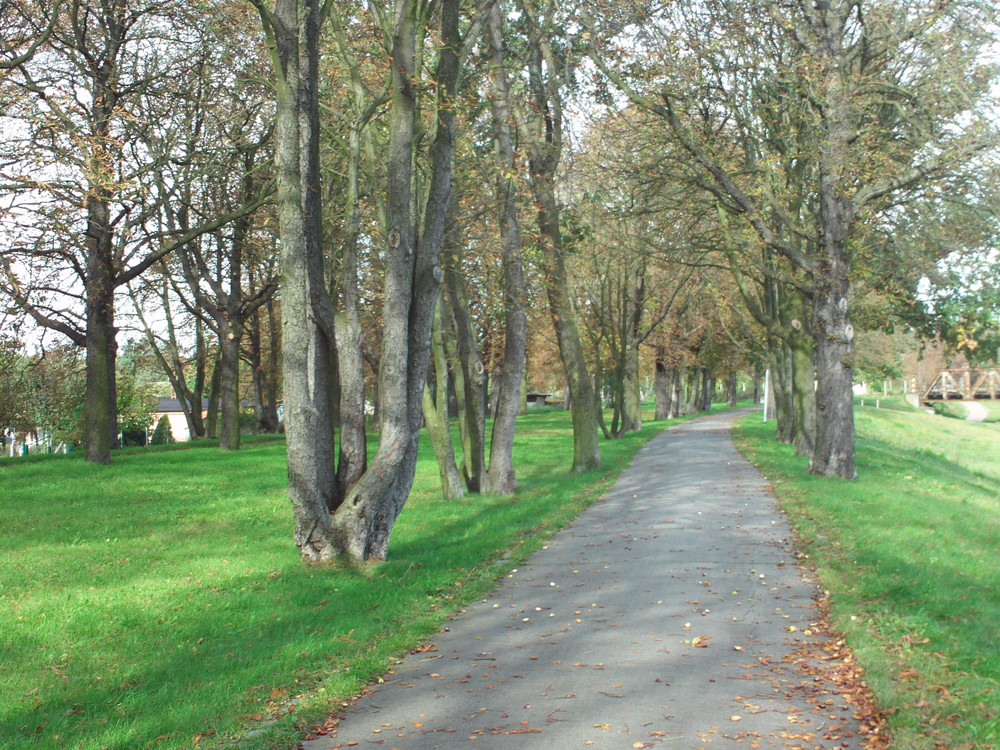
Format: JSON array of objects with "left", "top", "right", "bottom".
[{"left": 691, "top": 635, "right": 712, "bottom": 648}]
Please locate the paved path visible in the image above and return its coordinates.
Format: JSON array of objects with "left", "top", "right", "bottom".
[
  {"left": 301, "top": 411, "right": 866, "bottom": 749},
  {"left": 963, "top": 401, "right": 989, "bottom": 422}
]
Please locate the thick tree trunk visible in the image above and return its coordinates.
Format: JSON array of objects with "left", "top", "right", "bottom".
[
  {"left": 84, "top": 180, "right": 117, "bottom": 463},
  {"left": 483, "top": 1, "right": 528, "bottom": 496},
  {"left": 700, "top": 370, "right": 714, "bottom": 412},
  {"left": 810, "top": 194, "right": 856, "bottom": 478},
  {"left": 218, "top": 320, "right": 242, "bottom": 450},
  {"left": 725, "top": 371, "right": 736, "bottom": 407},
  {"left": 621, "top": 343, "right": 642, "bottom": 431},
  {"left": 668, "top": 369, "right": 681, "bottom": 419},
  {"left": 334, "top": 0, "right": 460, "bottom": 561},
  {"left": 810, "top": 22, "right": 857, "bottom": 479},
  {"left": 333, "top": 81, "right": 369, "bottom": 500},
  {"left": 84, "top": 274, "right": 116, "bottom": 464},
  {"left": 264, "top": 0, "right": 338, "bottom": 561}
]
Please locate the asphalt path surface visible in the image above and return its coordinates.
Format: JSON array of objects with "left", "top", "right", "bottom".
[{"left": 300, "top": 410, "right": 866, "bottom": 749}]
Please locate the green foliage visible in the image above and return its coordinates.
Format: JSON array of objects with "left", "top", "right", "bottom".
[
  {"left": 150, "top": 415, "right": 173, "bottom": 445},
  {"left": 0, "top": 406, "right": 691, "bottom": 750},
  {"left": 853, "top": 329, "right": 910, "bottom": 383},
  {"left": 735, "top": 402, "right": 1000, "bottom": 749},
  {"left": 31, "top": 345, "right": 88, "bottom": 446},
  {"left": 931, "top": 400, "right": 968, "bottom": 420},
  {"left": 0, "top": 335, "right": 34, "bottom": 434},
  {"left": 920, "top": 250, "right": 1000, "bottom": 366},
  {"left": 115, "top": 340, "right": 158, "bottom": 435}
]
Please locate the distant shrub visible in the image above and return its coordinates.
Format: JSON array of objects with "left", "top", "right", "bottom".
[{"left": 150, "top": 415, "right": 173, "bottom": 445}]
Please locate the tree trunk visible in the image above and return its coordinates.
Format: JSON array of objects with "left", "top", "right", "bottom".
[
  {"left": 788, "top": 298, "right": 816, "bottom": 458},
  {"left": 769, "top": 339, "right": 795, "bottom": 445},
  {"left": 621, "top": 342, "right": 642, "bottom": 432},
  {"left": 218, "top": 319, "right": 242, "bottom": 450},
  {"left": 700, "top": 370, "right": 713, "bottom": 412},
  {"left": 83, "top": 174, "right": 117, "bottom": 464},
  {"left": 443, "top": 215, "right": 486, "bottom": 492},
  {"left": 84, "top": 273, "right": 116, "bottom": 464},
  {"left": 726, "top": 370, "right": 737, "bottom": 407},
  {"left": 333, "top": 68, "right": 369, "bottom": 500},
  {"left": 188, "top": 317, "right": 209, "bottom": 439},
  {"left": 680, "top": 367, "right": 698, "bottom": 415},
  {"left": 810, "top": 23, "right": 857, "bottom": 480},
  {"left": 654, "top": 347, "right": 671, "bottom": 420},
  {"left": 334, "top": 0, "right": 460, "bottom": 560},
  {"left": 668, "top": 368, "right": 681, "bottom": 419},
  {"left": 810, "top": 193, "right": 856, "bottom": 478},
  {"left": 521, "top": 34, "right": 599, "bottom": 472},
  {"left": 261, "top": 0, "right": 339, "bottom": 561},
  {"left": 540, "top": 226, "right": 601, "bottom": 471},
  {"left": 248, "top": 305, "right": 280, "bottom": 432},
  {"left": 422, "top": 300, "right": 464, "bottom": 500},
  {"left": 483, "top": 0, "right": 528, "bottom": 496}
]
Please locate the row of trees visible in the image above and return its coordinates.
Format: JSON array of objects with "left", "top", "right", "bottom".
[{"left": 2, "top": 0, "right": 997, "bottom": 562}]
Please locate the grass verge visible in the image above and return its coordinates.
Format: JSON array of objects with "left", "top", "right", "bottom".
[
  {"left": 930, "top": 401, "right": 969, "bottom": 420},
  {"left": 1, "top": 404, "right": 728, "bottom": 750},
  {"left": 734, "top": 399, "right": 1000, "bottom": 749}
]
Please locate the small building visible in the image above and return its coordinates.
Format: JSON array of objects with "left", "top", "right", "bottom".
[
  {"left": 151, "top": 397, "right": 211, "bottom": 442},
  {"left": 525, "top": 392, "right": 552, "bottom": 408}
]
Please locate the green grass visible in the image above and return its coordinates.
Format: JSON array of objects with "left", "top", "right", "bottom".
[
  {"left": 734, "top": 399, "right": 1000, "bottom": 749},
  {"left": 931, "top": 400, "right": 970, "bottom": 420},
  {"left": 1, "top": 403, "right": 731, "bottom": 750},
  {"left": 976, "top": 401, "right": 1000, "bottom": 423}
]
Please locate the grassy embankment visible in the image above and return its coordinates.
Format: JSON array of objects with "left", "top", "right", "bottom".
[
  {"left": 735, "top": 399, "right": 1000, "bottom": 749},
  {"left": 1, "top": 404, "right": 719, "bottom": 750}
]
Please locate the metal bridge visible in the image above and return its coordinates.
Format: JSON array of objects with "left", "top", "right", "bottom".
[{"left": 922, "top": 367, "right": 1000, "bottom": 405}]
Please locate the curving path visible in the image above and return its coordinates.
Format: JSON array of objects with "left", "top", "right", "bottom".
[
  {"left": 299, "top": 411, "right": 868, "bottom": 749},
  {"left": 963, "top": 401, "right": 989, "bottom": 422}
]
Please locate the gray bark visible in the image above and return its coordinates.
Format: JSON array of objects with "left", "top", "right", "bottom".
[
  {"left": 654, "top": 347, "right": 671, "bottom": 420},
  {"left": 217, "top": 319, "right": 242, "bottom": 450},
  {"left": 332, "top": 69, "right": 370, "bottom": 501},
  {"left": 483, "top": 0, "right": 528, "bottom": 496},
  {"left": 422, "top": 299, "right": 464, "bottom": 500},
  {"left": 521, "top": 39, "right": 600, "bottom": 472},
  {"left": 334, "top": 0, "right": 462, "bottom": 561},
  {"left": 257, "top": 0, "right": 338, "bottom": 561},
  {"left": 810, "top": 194, "right": 856, "bottom": 477},
  {"left": 441, "top": 269, "right": 486, "bottom": 491},
  {"left": 768, "top": 339, "right": 796, "bottom": 445}
]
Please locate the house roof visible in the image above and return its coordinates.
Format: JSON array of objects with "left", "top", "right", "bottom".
[{"left": 155, "top": 397, "right": 211, "bottom": 413}]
